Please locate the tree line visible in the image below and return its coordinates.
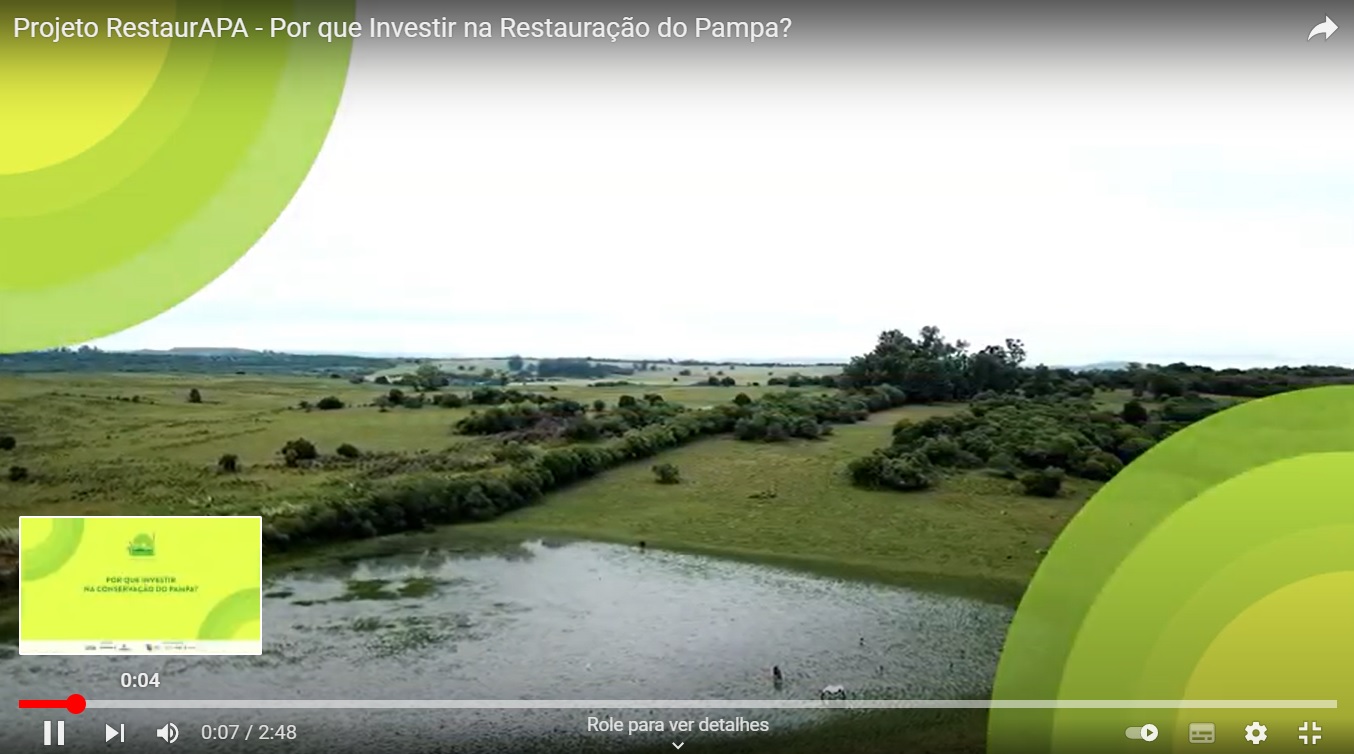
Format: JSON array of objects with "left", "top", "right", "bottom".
[{"left": 836, "top": 326, "right": 1354, "bottom": 401}]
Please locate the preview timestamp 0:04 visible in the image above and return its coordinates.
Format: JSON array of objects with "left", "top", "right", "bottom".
[{"left": 200, "top": 724, "right": 298, "bottom": 741}]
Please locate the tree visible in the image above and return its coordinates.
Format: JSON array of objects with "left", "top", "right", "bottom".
[
  {"left": 316, "top": 396, "right": 344, "bottom": 410},
  {"left": 415, "top": 363, "right": 447, "bottom": 391},
  {"left": 8, "top": 466, "right": 28, "bottom": 482},
  {"left": 0, "top": 436, "right": 14, "bottom": 451},
  {"left": 733, "top": 393, "right": 752, "bottom": 406},
  {"left": 218, "top": 454, "right": 239, "bottom": 473},
  {"left": 1121, "top": 399, "right": 1150, "bottom": 425},
  {"left": 374, "top": 375, "right": 390, "bottom": 385},
  {"left": 507, "top": 355, "right": 525, "bottom": 372},
  {"left": 1148, "top": 371, "right": 1186, "bottom": 399},
  {"left": 187, "top": 388, "right": 202, "bottom": 404},
  {"left": 592, "top": 399, "right": 607, "bottom": 412},
  {"left": 336, "top": 443, "right": 361, "bottom": 459}
]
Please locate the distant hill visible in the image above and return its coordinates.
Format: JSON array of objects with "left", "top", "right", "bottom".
[
  {"left": 1065, "top": 361, "right": 1131, "bottom": 372},
  {"left": 135, "top": 347, "right": 264, "bottom": 357},
  {"left": 0, "top": 348, "right": 398, "bottom": 376}
]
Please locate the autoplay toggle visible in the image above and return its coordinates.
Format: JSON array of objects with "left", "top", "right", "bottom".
[{"left": 1125, "top": 724, "right": 1160, "bottom": 742}]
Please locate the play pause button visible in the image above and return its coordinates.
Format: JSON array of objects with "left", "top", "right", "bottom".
[
  {"left": 106, "top": 723, "right": 125, "bottom": 743},
  {"left": 43, "top": 720, "right": 65, "bottom": 746}
]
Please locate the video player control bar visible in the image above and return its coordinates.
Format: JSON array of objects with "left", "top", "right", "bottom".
[{"left": 76, "top": 699, "right": 1340, "bottom": 710}]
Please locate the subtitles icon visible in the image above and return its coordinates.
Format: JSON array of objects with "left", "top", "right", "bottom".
[{"left": 1189, "top": 722, "right": 1216, "bottom": 744}]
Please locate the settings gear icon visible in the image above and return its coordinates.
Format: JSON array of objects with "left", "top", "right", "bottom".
[{"left": 1244, "top": 721, "right": 1268, "bottom": 744}]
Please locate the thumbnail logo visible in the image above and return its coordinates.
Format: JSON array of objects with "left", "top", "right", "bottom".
[{"left": 126, "top": 533, "right": 156, "bottom": 558}]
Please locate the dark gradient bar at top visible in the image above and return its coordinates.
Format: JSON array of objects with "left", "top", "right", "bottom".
[{"left": 341, "top": 0, "right": 1351, "bottom": 63}]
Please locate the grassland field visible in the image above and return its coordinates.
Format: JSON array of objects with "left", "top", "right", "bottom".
[
  {"left": 0, "top": 368, "right": 1123, "bottom": 629},
  {"left": 0, "top": 369, "right": 1162, "bottom": 753},
  {"left": 0, "top": 372, "right": 830, "bottom": 519}
]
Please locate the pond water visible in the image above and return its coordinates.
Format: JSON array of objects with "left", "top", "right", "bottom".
[{"left": 0, "top": 538, "right": 1012, "bottom": 753}]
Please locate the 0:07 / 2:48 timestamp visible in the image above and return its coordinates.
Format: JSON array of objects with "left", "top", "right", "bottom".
[{"left": 200, "top": 724, "right": 298, "bottom": 741}]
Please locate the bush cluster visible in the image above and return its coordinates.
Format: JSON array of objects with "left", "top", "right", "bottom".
[
  {"left": 848, "top": 393, "right": 1232, "bottom": 496},
  {"left": 259, "top": 408, "right": 747, "bottom": 552}
]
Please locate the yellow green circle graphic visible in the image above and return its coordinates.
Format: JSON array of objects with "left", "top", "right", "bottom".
[
  {"left": 197, "top": 586, "right": 262, "bottom": 640},
  {"left": 0, "top": 0, "right": 354, "bottom": 352},
  {"left": 990, "top": 386, "right": 1354, "bottom": 751},
  {"left": 19, "top": 518, "right": 85, "bottom": 581}
]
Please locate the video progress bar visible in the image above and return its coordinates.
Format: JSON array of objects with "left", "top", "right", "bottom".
[{"left": 84, "top": 700, "right": 1340, "bottom": 710}]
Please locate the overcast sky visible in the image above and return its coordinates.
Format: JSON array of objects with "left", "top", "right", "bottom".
[{"left": 91, "top": 8, "right": 1354, "bottom": 367}]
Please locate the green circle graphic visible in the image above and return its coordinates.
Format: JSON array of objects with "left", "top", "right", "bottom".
[
  {"left": 20, "top": 518, "right": 85, "bottom": 582},
  {"left": 198, "top": 586, "right": 261, "bottom": 640},
  {"left": 0, "top": 0, "right": 354, "bottom": 352},
  {"left": 990, "top": 386, "right": 1354, "bottom": 751}
]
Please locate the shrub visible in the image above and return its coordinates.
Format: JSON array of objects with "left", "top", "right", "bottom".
[
  {"left": 0, "top": 436, "right": 14, "bottom": 451},
  {"left": 388, "top": 388, "right": 406, "bottom": 404},
  {"left": 592, "top": 399, "right": 607, "bottom": 412},
  {"left": 652, "top": 463, "right": 681, "bottom": 484},
  {"left": 336, "top": 443, "right": 362, "bottom": 459},
  {"left": 986, "top": 452, "right": 1019, "bottom": 479},
  {"left": 1018, "top": 467, "right": 1064, "bottom": 497},
  {"left": 491, "top": 442, "right": 536, "bottom": 464},
  {"left": 188, "top": 388, "right": 202, "bottom": 404},
  {"left": 8, "top": 466, "right": 29, "bottom": 482},
  {"left": 433, "top": 393, "right": 464, "bottom": 408},
  {"left": 218, "top": 454, "right": 240, "bottom": 473},
  {"left": 1117, "top": 435, "right": 1156, "bottom": 462},
  {"left": 316, "top": 396, "right": 345, "bottom": 410},
  {"left": 374, "top": 375, "right": 390, "bottom": 385},
  {"left": 281, "top": 438, "right": 318, "bottom": 467},
  {"left": 563, "top": 418, "right": 603, "bottom": 442},
  {"left": 847, "top": 451, "right": 935, "bottom": 491},
  {"left": 733, "top": 393, "right": 752, "bottom": 406},
  {"left": 1075, "top": 450, "right": 1123, "bottom": 481}
]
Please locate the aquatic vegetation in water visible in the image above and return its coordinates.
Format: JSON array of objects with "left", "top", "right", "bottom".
[
  {"left": 365, "top": 616, "right": 453, "bottom": 658},
  {"left": 397, "top": 576, "right": 440, "bottom": 598},
  {"left": 285, "top": 574, "right": 458, "bottom": 606},
  {"left": 335, "top": 578, "right": 399, "bottom": 601},
  {"left": 351, "top": 617, "right": 385, "bottom": 632}
]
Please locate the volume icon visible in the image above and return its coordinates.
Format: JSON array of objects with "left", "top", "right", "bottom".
[{"left": 156, "top": 723, "right": 179, "bottom": 743}]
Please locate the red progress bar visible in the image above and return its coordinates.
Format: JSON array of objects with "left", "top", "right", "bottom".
[{"left": 18, "top": 694, "right": 86, "bottom": 714}]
